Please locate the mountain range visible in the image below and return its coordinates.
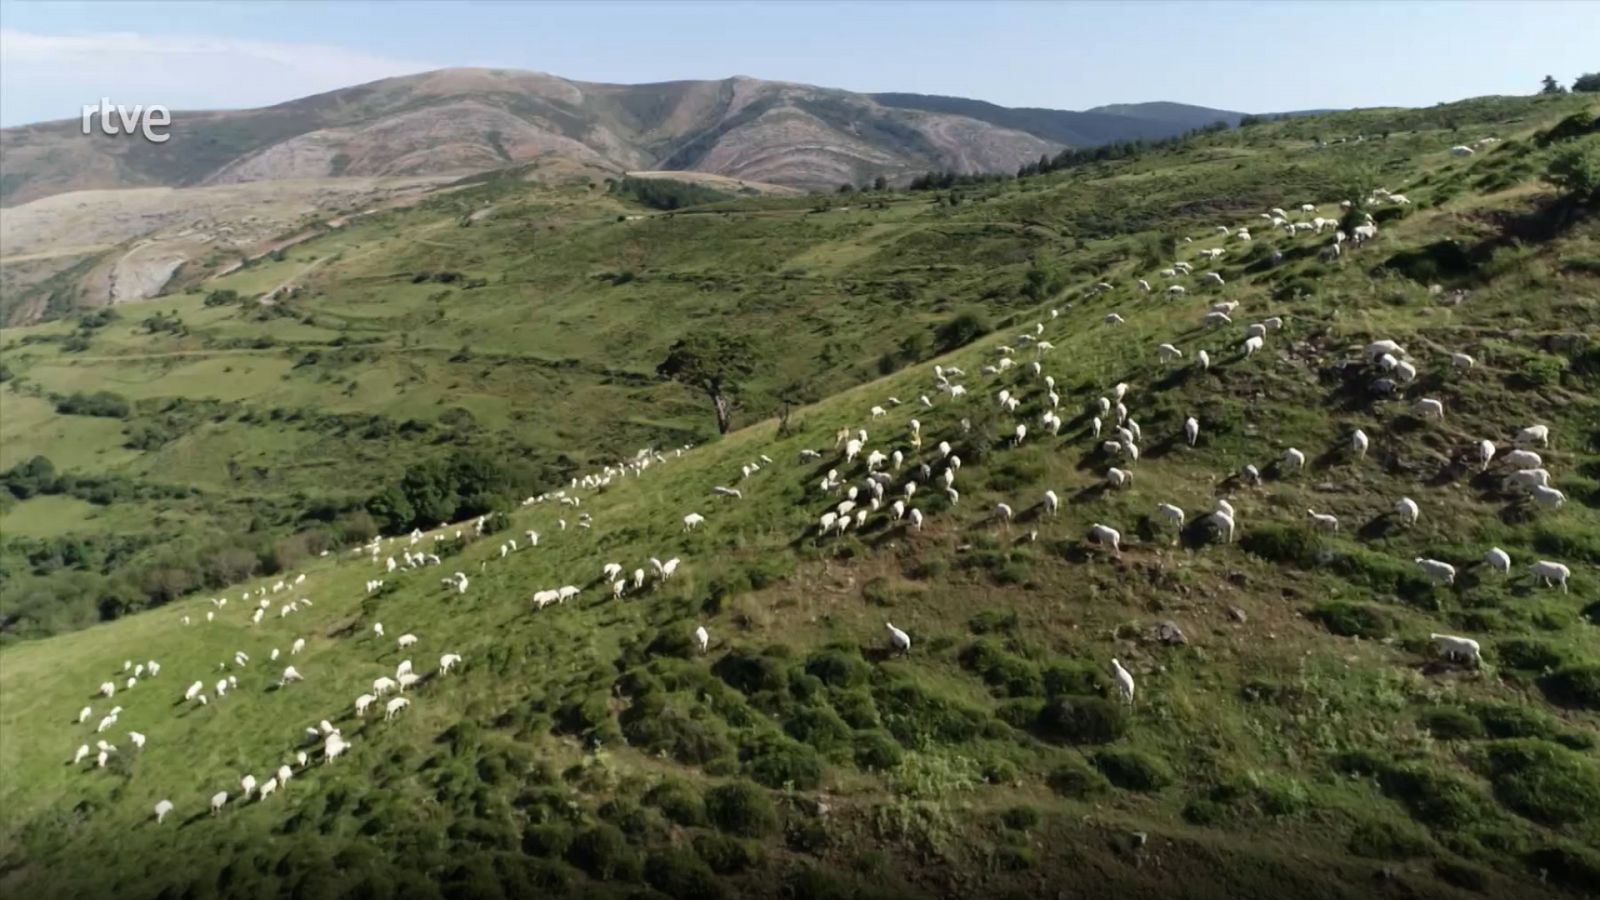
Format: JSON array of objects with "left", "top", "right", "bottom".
[{"left": 0, "top": 67, "right": 1254, "bottom": 205}]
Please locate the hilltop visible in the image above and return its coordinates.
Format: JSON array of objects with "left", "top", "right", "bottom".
[{"left": 0, "top": 91, "right": 1597, "bottom": 900}]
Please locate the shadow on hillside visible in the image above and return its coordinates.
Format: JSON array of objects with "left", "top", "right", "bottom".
[{"left": 1357, "top": 514, "right": 1403, "bottom": 542}]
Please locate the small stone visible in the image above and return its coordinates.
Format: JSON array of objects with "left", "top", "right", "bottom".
[{"left": 1228, "top": 606, "right": 1248, "bottom": 623}]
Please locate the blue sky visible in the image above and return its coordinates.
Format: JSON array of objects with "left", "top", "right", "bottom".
[{"left": 2, "top": 0, "right": 1595, "bottom": 126}]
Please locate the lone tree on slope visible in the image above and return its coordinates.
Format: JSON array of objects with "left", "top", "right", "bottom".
[{"left": 657, "top": 332, "right": 758, "bottom": 434}]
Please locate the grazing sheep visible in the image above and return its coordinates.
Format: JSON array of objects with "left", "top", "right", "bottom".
[
  {"left": 1183, "top": 416, "right": 1199, "bottom": 447},
  {"left": 385, "top": 697, "right": 411, "bottom": 721},
  {"left": 1451, "top": 352, "right": 1474, "bottom": 370},
  {"left": 1502, "top": 449, "right": 1542, "bottom": 470},
  {"left": 1158, "top": 343, "right": 1184, "bottom": 364},
  {"left": 1483, "top": 547, "right": 1511, "bottom": 575},
  {"left": 1203, "top": 272, "right": 1225, "bottom": 287},
  {"left": 1350, "top": 429, "right": 1369, "bottom": 459},
  {"left": 258, "top": 778, "right": 278, "bottom": 801},
  {"left": 1430, "top": 633, "right": 1480, "bottom": 666},
  {"left": 1528, "top": 560, "right": 1571, "bottom": 593},
  {"left": 72, "top": 744, "right": 89, "bottom": 765},
  {"left": 241, "top": 774, "right": 258, "bottom": 799},
  {"left": 1514, "top": 425, "right": 1550, "bottom": 448},
  {"left": 1111, "top": 659, "right": 1135, "bottom": 704},
  {"left": 373, "top": 623, "right": 384, "bottom": 638},
  {"left": 1528, "top": 485, "right": 1566, "bottom": 508},
  {"left": 1243, "top": 335, "right": 1264, "bottom": 357},
  {"left": 1106, "top": 467, "right": 1133, "bottom": 489},
  {"left": 372, "top": 676, "right": 397, "bottom": 696},
  {"left": 1282, "top": 448, "right": 1305, "bottom": 472},
  {"left": 886, "top": 623, "right": 911, "bottom": 656},
  {"left": 397, "top": 633, "right": 418, "bottom": 649},
  {"left": 1043, "top": 490, "right": 1059, "bottom": 517},
  {"left": 355, "top": 693, "right": 376, "bottom": 716},
  {"left": 324, "top": 734, "right": 348, "bottom": 763},
  {"left": 1105, "top": 313, "right": 1126, "bottom": 325},
  {"left": 154, "top": 800, "right": 173, "bottom": 824},
  {"left": 682, "top": 513, "right": 705, "bottom": 531},
  {"left": 1307, "top": 510, "right": 1340, "bottom": 531},
  {"left": 1365, "top": 340, "right": 1405, "bottom": 362},
  {"left": 277, "top": 764, "right": 293, "bottom": 787},
  {"left": 1204, "top": 311, "right": 1232, "bottom": 328},
  {"left": 1155, "top": 503, "right": 1185, "bottom": 543},
  {"left": 1504, "top": 468, "right": 1551, "bottom": 492},
  {"left": 129, "top": 731, "right": 145, "bottom": 749},
  {"left": 694, "top": 626, "right": 710, "bottom": 654},
  {"left": 1395, "top": 497, "right": 1420, "bottom": 526},
  {"left": 1415, "top": 558, "right": 1457, "bottom": 585},
  {"left": 397, "top": 673, "right": 420, "bottom": 692},
  {"left": 1089, "top": 523, "right": 1122, "bottom": 555},
  {"left": 1242, "top": 464, "right": 1261, "bottom": 484},
  {"left": 211, "top": 791, "right": 228, "bottom": 814},
  {"left": 1478, "top": 439, "right": 1497, "bottom": 471},
  {"left": 1207, "top": 511, "right": 1236, "bottom": 543},
  {"left": 1412, "top": 398, "right": 1445, "bottom": 420},
  {"left": 908, "top": 508, "right": 924, "bottom": 531}
]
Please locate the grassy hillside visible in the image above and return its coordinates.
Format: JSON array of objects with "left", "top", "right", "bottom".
[{"left": 0, "top": 92, "right": 1598, "bottom": 900}]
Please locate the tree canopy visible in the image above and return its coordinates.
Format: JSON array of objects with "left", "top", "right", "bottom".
[{"left": 657, "top": 333, "right": 759, "bottom": 434}]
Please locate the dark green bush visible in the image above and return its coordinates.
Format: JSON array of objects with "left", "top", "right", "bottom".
[
  {"left": 1496, "top": 639, "right": 1566, "bottom": 671},
  {"left": 851, "top": 729, "right": 903, "bottom": 771},
  {"left": 1476, "top": 739, "right": 1600, "bottom": 826},
  {"left": 969, "top": 609, "right": 1019, "bottom": 634},
  {"left": 705, "top": 780, "right": 779, "bottom": 836},
  {"left": 873, "top": 681, "right": 988, "bottom": 748},
  {"left": 784, "top": 706, "right": 853, "bottom": 757},
  {"left": 960, "top": 639, "right": 1044, "bottom": 698},
  {"left": 1378, "top": 763, "right": 1492, "bottom": 828},
  {"left": 715, "top": 649, "right": 789, "bottom": 695},
  {"left": 1241, "top": 525, "right": 1326, "bottom": 567},
  {"left": 692, "top": 833, "right": 762, "bottom": 874},
  {"left": 805, "top": 648, "right": 870, "bottom": 688},
  {"left": 1472, "top": 703, "right": 1561, "bottom": 740},
  {"left": 643, "top": 849, "right": 725, "bottom": 900},
  {"left": 1042, "top": 662, "right": 1104, "bottom": 697},
  {"left": 1094, "top": 749, "right": 1174, "bottom": 792},
  {"left": 742, "top": 733, "right": 824, "bottom": 789},
  {"left": 1035, "top": 695, "right": 1128, "bottom": 745},
  {"left": 620, "top": 694, "right": 735, "bottom": 765},
  {"left": 521, "top": 823, "right": 574, "bottom": 858},
  {"left": 1047, "top": 756, "right": 1110, "bottom": 799},
  {"left": 1311, "top": 601, "right": 1394, "bottom": 639},
  {"left": 1348, "top": 819, "right": 1431, "bottom": 859},
  {"left": 1525, "top": 843, "right": 1600, "bottom": 894},
  {"left": 644, "top": 779, "right": 706, "bottom": 827},
  {"left": 1540, "top": 664, "right": 1600, "bottom": 710},
  {"left": 1001, "top": 805, "right": 1040, "bottom": 831},
  {"left": 829, "top": 689, "right": 880, "bottom": 729},
  {"left": 566, "top": 824, "right": 642, "bottom": 881},
  {"left": 1419, "top": 706, "right": 1485, "bottom": 740}
]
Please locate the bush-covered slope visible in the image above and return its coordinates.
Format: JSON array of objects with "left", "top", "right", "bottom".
[{"left": 0, "top": 91, "right": 1597, "bottom": 900}]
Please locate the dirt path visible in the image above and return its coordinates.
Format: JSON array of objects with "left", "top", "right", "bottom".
[{"left": 262, "top": 256, "right": 329, "bottom": 300}]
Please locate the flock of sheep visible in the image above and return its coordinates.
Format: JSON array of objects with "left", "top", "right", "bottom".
[{"left": 67, "top": 150, "right": 1581, "bottom": 833}]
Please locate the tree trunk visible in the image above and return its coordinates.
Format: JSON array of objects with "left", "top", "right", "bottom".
[{"left": 712, "top": 392, "right": 733, "bottom": 434}]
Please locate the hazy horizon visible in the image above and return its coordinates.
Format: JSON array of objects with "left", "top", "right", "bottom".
[{"left": 2, "top": 0, "right": 1597, "bottom": 127}]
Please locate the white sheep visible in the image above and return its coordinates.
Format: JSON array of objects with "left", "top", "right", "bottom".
[
  {"left": 211, "top": 791, "right": 228, "bottom": 814},
  {"left": 385, "top": 697, "right": 411, "bottom": 720},
  {"left": 129, "top": 731, "right": 145, "bottom": 750},
  {"left": 1183, "top": 417, "right": 1199, "bottom": 447},
  {"left": 1430, "top": 633, "right": 1480, "bottom": 665},
  {"left": 886, "top": 623, "right": 911, "bottom": 656},
  {"left": 908, "top": 508, "right": 924, "bottom": 531},
  {"left": 397, "top": 673, "right": 420, "bottom": 691},
  {"left": 372, "top": 676, "right": 397, "bottom": 696},
  {"left": 1013, "top": 423, "right": 1027, "bottom": 446},
  {"left": 397, "top": 633, "right": 418, "bottom": 649},
  {"left": 1111, "top": 659, "right": 1135, "bottom": 704},
  {"left": 1415, "top": 558, "right": 1457, "bottom": 585},
  {"left": 682, "top": 512, "right": 705, "bottom": 531},
  {"left": 1089, "top": 523, "right": 1121, "bottom": 555},
  {"left": 1106, "top": 467, "right": 1133, "bottom": 489},
  {"left": 1483, "top": 547, "right": 1511, "bottom": 575},
  {"left": 1451, "top": 352, "right": 1474, "bottom": 370},
  {"left": 1207, "top": 511, "right": 1236, "bottom": 543},
  {"left": 1158, "top": 343, "right": 1184, "bottom": 364},
  {"left": 355, "top": 693, "right": 377, "bottom": 716},
  {"left": 1395, "top": 497, "right": 1420, "bottom": 527},
  {"left": 1502, "top": 449, "right": 1542, "bottom": 470},
  {"left": 1243, "top": 335, "right": 1264, "bottom": 357},
  {"left": 324, "top": 733, "right": 348, "bottom": 763},
  {"left": 1044, "top": 490, "right": 1059, "bottom": 517},
  {"left": 1412, "top": 398, "right": 1445, "bottom": 420},
  {"left": 1514, "top": 425, "right": 1550, "bottom": 448},
  {"left": 72, "top": 744, "right": 90, "bottom": 765},
  {"left": 694, "top": 626, "right": 710, "bottom": 654},
  {"left": 154, "top": 800, "right": 173, "bottom": 824},
  {"left": 241, "top": 774, "right": 258, "bottom": 799},
  {"left": 280, "top": 666, "right": 303, "bottom": 684},
  {"left": 1505, "top": 468, "right": 1551, "bottom": 492},
  {"left": 1105, "top": 313, "right": 1126, "bottom": 324},
  {"left": 258, "top": 778, "right": 278, "bottom": 801},
  {"left": 1529, "top": 485, "right": 1566, "bottom": 508},
  {"left": 1155, "top": 503, "right": 1185, "bottom": 543},
  {"left": 1281, "top": 448, "right": 1305, "bottom": 472},
  {"left": 373, "top": 623, "right": 385, "bottom": 638},
  {"left": 440, "top": 653, "right": 462, "bottom": 674},
  {"left": 1307, "top": 509, "right": 1340, "bottom": 531},
  {"left": 1528, "top": 560, "right": 1571, "bottom": 593},
  {"left": 1477, "top": 439, "right": 1497, "bottom": 471}
]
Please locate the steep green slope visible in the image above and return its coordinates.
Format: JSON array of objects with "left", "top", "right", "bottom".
[{"left": 0, "top": 92, "right": 1598, "bottom": 900}]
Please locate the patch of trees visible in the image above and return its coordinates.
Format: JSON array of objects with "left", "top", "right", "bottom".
[
  {"left": 53, "top": 390, "right": 131, "bottom": 418},
  {"left": 140, "top": 311, "right": 186, "bottom": 335},
  {"left": 609, "top": 177, "right": 731, "bottom": 211},
  {"left": 1575, "top": 73, "right": 1600, "bottom": 93},
  {"left": 366, "top": 450, "right": 540, "bottom": 533},
  {"left": 1, "top": 455, "right": 194, "bottom": 505}
]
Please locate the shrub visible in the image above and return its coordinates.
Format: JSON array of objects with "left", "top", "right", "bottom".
[
  {"left": 620, "top": 695, "right": 735, "bottom": 765},
  {"left": 643, "top": 849, "right": 725, "bottom": 900},
  {"left": 1540, "top": 664, "right": 1600, "bottom": 710},
  {"left": 742, "top": 733, "right": 824, "bottom": 789},
  {"left": 715, "top": 649, "right": 789, "bottom": 695},
  {"left": 644, "top": 779, "right": 706, "bottom": 827},
  {"left": 969, "top": 609, "right": 1019, "bottom": 634},
  {"left": 1348, "top": 820, "right": 1431, "bottom": 860},
  {"left": 829, "top": 690, "right": 880, "bottom": 729},
  {"left": 805, "top": 648, "right": 869, "bottom": 688},
  {"left": 1047, "top": 756, "right": 1110, "bottom": 799},
  {"left": 705, "top": 781, "right": 779, "bottom": 836},
  {"left": 851, "top": 729, "right": 904, "bottom": 771},
  {"left": 873, "top": 681, "right": 988, "bottom": 748},
  {"left": 1476, "top": 739, "right": 1600, "bottom": 826},
  {"left": 1377, "top": 763, "right": 1491, "bottom": 828},
  {"left": 1311, "top": 602, "right": 1394, "bottom": 639},
  {"left": 1241, "top": 525, "right": 1326, "bottom": 567},
  {"left": 1042, "top": 662, "right": 1104, "bottom": 696},
  {"left": 566, "top": 824, "right": 642, "bottom": 881},
  {"left": 1419, "top": 706, "right": 1485, "bottom": 740},
  {"left": 1525, "top": 843, "right": 1600, "bottom": 894},
  {"left": 521, "top": 823, "right": 574, "bottom": 858},
  {"left": 691, "top": 833, "right": 762, "bottom": 875},
  {"left": 1035, "top": 695, "right": 1128, "bottom": 745},
  {"left": 1472, "top": 703, "right": 1561, "bottom": 740},
  {"left": 959, "top": 639, "right": 1044, "bottom": 698},
  {"left": 1001, "top": 805, "right": 1040, "bottom": 831},
  {"left": 994, "top": 846, "right": 1038, "bottom": 871},
  {"left": 1496, "top": 639, "right": 1566, "bottom": 672},
  {"left": 1094, "top": 749, "right": 1174, "bottom": 792},
  {"left": 784, "top": 706, "right": 853, "bottom": 757}
]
